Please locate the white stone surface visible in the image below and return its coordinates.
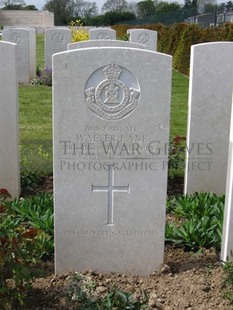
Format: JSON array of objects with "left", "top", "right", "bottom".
[
  {"left": 184, "top": 42, "right": 233, "bottom": 194},
  {"left": 2, "top": 28, "right": 33, "bottom": 83},
  {"left": 221, "top": 103, "right": 233, "bottom": 262},
  {"left": 36, "top": 27, "right": 45, "bottom": 34},
  {"left": 68, "top": 40, "right": 146, "bottom": 50},
  {"left": 128, "top": 29, "right": 157, "bottom": 51},
  {"left": 45, "top": 28, "right": 71, "bottom": 69},
  {"left": 0, "top": 10, "right": 54, "bottom": 28},
  {"left": 0, "top": 41, "right": 20, "bottom": 198},
  {"left": 89, "top": 28, "right": 116, "bottom": 40},
  {"left": 29, "top": 28, "right": 36, "bottom": 80},
  {"left": 53, "top": 47, "right": 172, "bottom": 275}
]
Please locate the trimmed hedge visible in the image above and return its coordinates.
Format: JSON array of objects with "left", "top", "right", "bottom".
[
  {"left": 173, "top": 24, "right": 203, "bottom": 75},
  {"left": 113, "top": 22, "right": 233, "bottom": 75}
]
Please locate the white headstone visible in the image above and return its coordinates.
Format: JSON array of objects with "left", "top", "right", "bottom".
[
  {"left": 221, "top": 100, "right": 233, "bottom": 262},
  {"left": 0, "top": 41, "right": 20, "bottom": 198},
  {"left": 2, "top": 28, "right": 36, "bottom": 83},
  {"left": 36, "top": 27, "right": 45, "bottom": 34},
  {"left": 29, "top": 28, "right": 36, "bottom": 80},
  {"left": 45, "top": 28, "right": 71, "bottom": 69},
  {"left": 128, "top": 29, "right": 157, "bottom": 51},
  {"left": 184, "top": 42, "right": 233, "bottom": 194},
  {"left": 53, "top": 47, "right": 172, "bottom": 275},
  {"left": 68, "top": 40, "right": 146, "bottom": 50},
  {"left": 89, "top": 28, "right": 116, "bottom": 40}
]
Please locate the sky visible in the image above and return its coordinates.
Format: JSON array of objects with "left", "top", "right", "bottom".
[
  {"left": 25, "top": 0, "right": 118, "bottom": 11},
  {"left": 23, "top": 0, "right": 225, "bottom": 12}
]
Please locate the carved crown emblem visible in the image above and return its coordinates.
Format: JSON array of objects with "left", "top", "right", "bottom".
[
  {"left": 103, "top": 62, "right": 122, "bottom": 80},
  {"left": 84, "top": 62, "right": 140, "bottom": 120}
]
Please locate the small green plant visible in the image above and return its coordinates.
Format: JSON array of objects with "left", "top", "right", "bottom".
[
  {"left": 168, "top": 135, "right": 186, "bottom": 178},
  {"left": 0, "top": 191, "right": 54, "bottom": 307},
  {"left": 66, "top": 273, "right": 98, "bottom": 308},
  {"left": 66, "top": 273, "right": 148, "bottom": 309},
  {"left": 7, "top": 193, "right": 54, "bottom": 237},
  {"left": 0, "top": 188, "right": 11, "bottom": 204},
  {"left": 222, "top": 262, "right": 233, "bottom": 305},
  {"left": 69, "top": 19, "right": 89, "bottom": 42},
  {"left": 31, "top": 66, "right": 52, "bottom": 86},
  {"left": 21, "top": 169, "right": 43, "bottom": 191},
  {"left": 166, "top": 193, "right": 224, "bottom": 251},
  {"left": 120, "top": 33, "right": 129, "bottom": 41},
  {"left": 0, "top": 216, "right": 42, "bottom": 307},
  {"left": 20, "top": 144, "right": 52, "bottom": 177},
  {"left": 101, "top": 287, "right": 148, "bottom": 310}
]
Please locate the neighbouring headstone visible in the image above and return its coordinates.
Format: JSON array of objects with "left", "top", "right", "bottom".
[
  {"left": 68, "top": 40, "right": 146, "bottom": 50},
  {"left": 0, "top": 41, "right": 20, "bottom": 198},
  {"left": 127, "top": 29, "right": 157, "bottom": 51},
  {"left": 89, "top": 28, "right": 116, "bottom": 40},
  {"left": 36, "top": 27, "right": 45, "bottom": 34},
  {"left": 221, "top": 105, "right": 233, "bottom": 262},
  {"left": 29, "top": 28, "right": 36, "bottom": 80},
  {"left": 45, "top": 28, "right": 71, "bottom": 69},
  {"left": 184, "top": 42, "right": 233, "bottom": 195},
  {"left": 2, "top": 28, "right": 36, "bottom": 83},
  {"left": 53, "top": 47, "right": 172, "bottom": 275}
]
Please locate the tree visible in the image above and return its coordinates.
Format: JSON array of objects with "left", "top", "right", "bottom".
[
  {"left": 128, "top": 1, "right": 138, "bottom": 16},
  {"left": 24, "top": 4, "right": 37, "bottom": 10},
  {"left": 0, "top": 0, "right": 25, "bottom": 8},
  {"left": 102, "top": 0, "right": 128, "bottom": 13},
  {"left": 184, "top": 0, "right": 217, "bottom": 15},
  {"left": 226, "top": 1, "right": 233, "bottom": 10},
  {"left": 103, "top": 10, "right": 135, "bottom": 24},
  {"left": 183, "top": 0, "right": 198, "bottom": 17},
  {"left": 2, "top": 3, "right": 38, "bottom": 10},
  {"left": 197, "top": 0, "right": 216, "bottom": 13},
  {"left": 203, "top": 2, "right": 216, "bottom": 13},
  {"left": 44, "top": 0, "right": 72, "bottom": 25},
  {"left": 73, "top": 0, "right": 98, "bottom": 19},
  {"left": 156, "top": 1, "right": 181, "bottom": 15},
  {"left": 82, "top": 2, "right": 98, "bottom": 19},
  {"left": 137, "top": 0, "right": 156, "bottom": 17},
  {"left": 44, "top": 0, "right": 98, "bottom": 24}
]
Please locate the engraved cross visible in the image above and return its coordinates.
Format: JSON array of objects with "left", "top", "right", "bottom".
[{"left": 91, "top": 165, "right": 130, "bottom": 226}]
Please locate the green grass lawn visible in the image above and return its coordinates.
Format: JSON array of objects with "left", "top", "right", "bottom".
[
  {"left": 20, "top": 34, "right": 52, "bottom": 174},
  {"left": 170, "top": 70, "right": 189, "bottom": 137},
  {"left": 19, "top": 85, "right": 52, "bottom": 174},
  {"left": 19, "top": 34, "right": 189, "bottom": 176},
  {"left": 36, "top": 34, "right": 45, "bottom": 69}
]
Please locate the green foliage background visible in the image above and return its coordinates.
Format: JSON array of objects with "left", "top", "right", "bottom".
[{"left": 113, "top": 22, "right": 233, "bottom": 75}]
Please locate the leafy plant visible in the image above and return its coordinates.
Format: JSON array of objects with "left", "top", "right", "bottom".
[
  {"left": 222, "top": 262, "right": 233, "bottom": 305},
  {"left": 0, "top": 191, "right": 54, "bottom": 307},
  {"left": 7, "top": 193, "right": 54, "bottom": 236},
  {"left": 168, "top": 192, "right": 224, "bottom": 220},
  {"left": 66, "top": 273, "right": 148, "bottom": 309},
  {"left": 0, "top": 211, "right": 43, "bottom": 306},
  {"left": 168, "top": 135, "right": 186, "bottom": 178},
  {"left": 21, "top": 169, "right": 43, "bottom": 191},
  {"left": 101, "top": 287, "right": 148, "bottom": 310},
  {"left": 31, "top": 66, "right": 52, "bottom": 86},
  {"left": 69, "top": 19, "right": 89, "bottom": 42},
  {"left": 0, "top": 188, "right": 11, "bottom": 204},
  {"left": 166, "top": 193, "right": 224, "bottom": 251},
  {"left": 66, "top": 273, "right": 98, "bottom": 309}
]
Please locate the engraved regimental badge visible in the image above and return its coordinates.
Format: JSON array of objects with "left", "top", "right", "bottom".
[
  {"left": 9, "top": 32, "right": 21, "bottom": 44},
  {"left": 52, "top": 33, "right": 64, "bottom": 45},
  {"left": 85, "top": 62, "right": 140, "bottom": 120},
  {"left": 96, "top": 32, "right": 110, "bottom": 39},
  {"left": 137, "top": 33, "right": 150, "bottom": 45}
]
